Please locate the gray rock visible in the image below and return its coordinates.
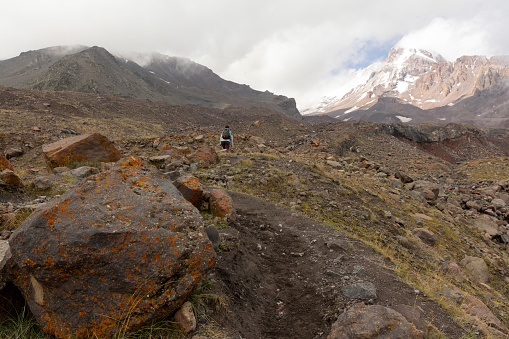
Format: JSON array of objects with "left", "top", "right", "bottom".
[
  {"left": 205, "top": 225, "right": 220, "bottom": 247},
  {"left": 328, "top": 303, "right": 422, "bottom": 339},
  {"left": 491, "top": 199, "right": 506, "bottom": 208},
  {"left": 70, "top": 166, "right": 99, "bottom": 178},
  {"left": 460, "top": 256, "right": 490, "bottom": 283},
  {"left": 341, "top": 282, "right": 377, "bottom": 299},
  {"left": 326, "top": 239, "right": 350, "bottom": 252},
  {"left": 412, "top": 228, "right": 437, "bottom": 246}
]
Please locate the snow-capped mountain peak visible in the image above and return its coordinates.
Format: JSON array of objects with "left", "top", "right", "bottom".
[{"left": 305, "top": 47, "right": 449, "bottom": 115}]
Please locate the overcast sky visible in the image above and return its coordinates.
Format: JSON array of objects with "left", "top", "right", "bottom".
[{"left": 1, "top": 0, "right": 509, "bottom": 110}]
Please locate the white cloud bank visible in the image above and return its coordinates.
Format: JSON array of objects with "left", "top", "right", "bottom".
[{"left": 1, "top": 0, "right": 509, "bottom": 110}]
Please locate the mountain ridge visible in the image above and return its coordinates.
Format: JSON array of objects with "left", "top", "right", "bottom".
[{"left": 0, "top": 46, "right": 301, "bottom": 119}]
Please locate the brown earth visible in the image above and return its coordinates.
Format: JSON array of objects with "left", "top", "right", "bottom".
[
  {"left": 207, "top": 191, "right": 464, "bottom": 339},
  {"left": 1, "top": 85, "right": 509, "bottom": 338}
]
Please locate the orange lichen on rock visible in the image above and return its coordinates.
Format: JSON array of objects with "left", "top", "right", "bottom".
[
  {"left": 172, "top": 175, "right": 205, "bottom": 207},
  {"left": 0, "top": 155, "right": 14, "bottom": 171},
  {"left": 42, "top": 132, "right": 121, "bottom": 170},
  {"left": 5, "top": 156, "right": 216, "bottom": 338},
  {"left": 209, "top": 189, "right": 236, "bottom": 221}
]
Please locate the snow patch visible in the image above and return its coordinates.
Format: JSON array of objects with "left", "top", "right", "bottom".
[
  {"left": 345, "top": 106, "right": 359, "bottom": 114},
  {"left": 396, "top": 115, "right": 413, "bottom": 123},
  {"left": 395, "top": 81, "right": 409, "bottom": 93}
]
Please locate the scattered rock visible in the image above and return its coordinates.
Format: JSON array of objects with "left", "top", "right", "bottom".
[
  {"left": 42, "top": 132, "right": 121, "bottom": 170},
  {"left": 0, "top": 156, "right": 13, "bottom": 172},
  {"left": 188, "top": 146, "right": 218, "bottom": 167},
  {"left": 0, "top": 170, "right": 21, "bottom": 187},
  {"left": 158, "top": 144, "right": 191, "bottom": 158},
  {"left": 412, "top": 228, "right": 437, "bottom": 246},
  {"left": 462, "top": 293, "right": 509, "bottom": 334},
  {"left": 174, "top": 301, "right": 197, "bottom": 334},
  {"left": 173, "top": 175, "right": 205, "bottom": 207},
  {"left": 341, "top": 282, "right": 377, "bottom": 300},
  {"left": 208, "top": 189, "right": 236, "bottom": 221},
  {"left": 460, "top": 256, "right": 490, "bottom": 283},
  {"left": 328, "top": 303, "right": 422, "bottom": 339}
]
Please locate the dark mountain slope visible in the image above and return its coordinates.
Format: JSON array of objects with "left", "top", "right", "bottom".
[{"left": 0, "top": 46, "right": 301, "bottom": 118}]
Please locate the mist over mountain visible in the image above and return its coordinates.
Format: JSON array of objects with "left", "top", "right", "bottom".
[
  {"left": 305, "top": 47, "right": 509, "bottom": 127},
  {"left": 0, "top": 46, "right": 301, "bottom": 119}
]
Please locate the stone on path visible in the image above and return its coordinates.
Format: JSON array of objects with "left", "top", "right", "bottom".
[{"left": 328, "top": 303, "right": 423, "bottom": 339}]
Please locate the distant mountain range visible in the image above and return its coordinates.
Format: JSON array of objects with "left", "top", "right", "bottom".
[
  {"left": 305, "top": 47, "right": 509, "bottom": 127},
  {"left": 0, "top": 46, "right": 301, "bottom": 119}
]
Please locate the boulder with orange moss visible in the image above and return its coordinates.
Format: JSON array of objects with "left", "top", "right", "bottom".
[
  {"left": 4, "top": 156, "right": 216, "bottom": 338},
  {"left": 172, "top": 175, "right": 205, "bottom": 207},
  {"left": 0, "top": 155, "right": 13, "bottom": 172},
  {"left": 42, "top": 132, "right": 121, "bottom": 170},
  {"left": 208, "top": 188, "right": 237, "bottom": 222}
]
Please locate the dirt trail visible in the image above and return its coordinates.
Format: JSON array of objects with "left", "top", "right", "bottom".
[{"left": 209, "top": 191, "right": 465, "bottom": 339}]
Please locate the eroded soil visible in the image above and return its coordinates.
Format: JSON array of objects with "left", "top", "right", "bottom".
[{"left": 206, "top": 191, "right": 465, "bottom": 339}]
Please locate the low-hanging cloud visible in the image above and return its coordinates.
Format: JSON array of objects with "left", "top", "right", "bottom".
[{"left": 1, "top": 0, "right": 509, "bottom": 110}]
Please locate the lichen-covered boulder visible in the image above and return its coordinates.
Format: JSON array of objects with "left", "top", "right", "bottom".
[
  {"left": 5, "top": 156, "right": 216, "bottom": 338},
  {"left": 0, "top": 170, "right": 21, "bottom": 187},
  {"left": 172, "top": 175, "right": 205, "bottom": 207},
  {"left": 0, "top": 155, "right": 13, "bottom": 171},
  {"left": 42, "top": 133, "right": 121, "bottom": 170},
  {"left": 208, "top": 189, "right": 236, "bottom": 221}
]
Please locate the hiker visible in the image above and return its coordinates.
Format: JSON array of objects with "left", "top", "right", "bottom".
[{"left": 220, "top": 125, "right": 233, "bottom": 150}]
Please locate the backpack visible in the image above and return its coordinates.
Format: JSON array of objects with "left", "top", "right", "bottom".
[{"left": 222, "top": 128, "right": 231, "bottom": 139}]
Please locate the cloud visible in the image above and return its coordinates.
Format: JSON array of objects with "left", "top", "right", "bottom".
[{"left": 1, "top": 0, "right": 509, "bottom": 110}]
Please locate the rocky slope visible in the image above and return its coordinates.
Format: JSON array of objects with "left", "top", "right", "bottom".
[
  {"left": 1, "top": 87, "right": 509, "bottom": 338},
  {"left": 0, "top": 46, "right": 301, "bottom": 119}
]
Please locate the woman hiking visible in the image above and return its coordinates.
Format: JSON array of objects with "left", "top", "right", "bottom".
[{"left": 219, "top": 125, "right": 233, "bottom": 151}]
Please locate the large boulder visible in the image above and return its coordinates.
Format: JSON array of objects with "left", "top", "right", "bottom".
[
  {"left": 4, "top": 157, "right": 216, "bottom": 338},
  {"left": 42, "top": 133, "right": 121, "bottom": 170},
  {"left": 328, "top": 303, "right": 423, "bottom": 339}
]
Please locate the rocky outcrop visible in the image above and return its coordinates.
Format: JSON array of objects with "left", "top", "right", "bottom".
[
  {"left": 42, "top": 132, "right": 121, "bottom": 170},
  {"left": 381, "top": 123, "right": 480, "bottom": 143},
  {"left": 4, "top": 157, "right": 216, "bottom": 338}
]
